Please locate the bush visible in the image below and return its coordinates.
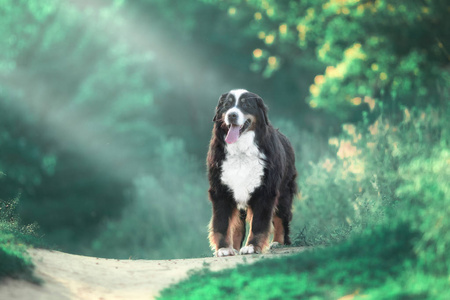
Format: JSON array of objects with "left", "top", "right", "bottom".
[
  {"left": 292, "top": 102, "right": 450, "bottom": 250},
  {"left": 0, "top": 194, "right": 37, "bottom": 280},
  {"left": 397, "top": 148, "right": 450, "bottom": 275},
  {"left": 0, "top": 231, "right": 33, "bottom": 280}
]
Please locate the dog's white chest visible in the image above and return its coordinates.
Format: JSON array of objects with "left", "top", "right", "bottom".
[{"left": 221, "top": 132, "right": 266, "bottom": 209}]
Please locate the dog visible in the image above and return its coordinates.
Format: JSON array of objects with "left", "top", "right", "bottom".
[{"left": 207, "top": 89, "right": 297, "bottom": 257}]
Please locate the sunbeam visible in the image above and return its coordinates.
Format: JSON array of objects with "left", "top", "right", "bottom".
[{"left": 2, "top": 0, "right": 239, "bottom": 179}]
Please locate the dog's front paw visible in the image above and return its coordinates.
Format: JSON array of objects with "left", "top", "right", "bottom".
[
  {"left": 216, "top": 247, "right": 238, "bottom": 257},
  {"left": 270, "top": 242, "right": 281, "bottom": 249},
  {"left": 240, "top": 244, "right": 260, "bottom": 255}
]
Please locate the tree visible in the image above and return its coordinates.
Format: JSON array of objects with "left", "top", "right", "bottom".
[{"left": 201, "top": 0, "right": 450, "bottom": 119}]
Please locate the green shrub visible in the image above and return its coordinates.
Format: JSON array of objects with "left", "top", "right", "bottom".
[
  {"left": 0, "top": 231, "right": 33, "bottom": 280},
  {"left": 292, "top": 102, "right": 450, "bottom": 249},
  {"left": 0, "top": 195, "right": 37, "bottom": 280},
  {"left": 397, "top": 148, "right": 450, "bottom": 275}
]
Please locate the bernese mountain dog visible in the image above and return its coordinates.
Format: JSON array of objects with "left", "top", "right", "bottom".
[{"left": 207, "top": 89, "right": 297, "bottom": 257}]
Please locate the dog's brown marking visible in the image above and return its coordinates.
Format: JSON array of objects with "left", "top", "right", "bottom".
[
  {"left": 208, "top": 222, "right": 231, "bottom": 252},
  {"left": 230, "top": 209, "right": 245, "bottom": 251},
  {"left": 245, "top": 233, "right": 270, "bottom": 253},
  {"left": 244, "top": 208, "right": 270, "bottom": 253},
  {"left": 245, "top": 208, "right": 254, "bottom": 244},
  {"left": 208, "top": 90, "right": 297, "bottom": 256},
  {"left": 272, "top": 215, "right": 285, "bottom": 244},
  {"left": 244, "top": 114, "right": 257, "bottom": 131}
]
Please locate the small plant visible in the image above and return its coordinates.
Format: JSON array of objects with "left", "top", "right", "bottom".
[{"left": 0, "top": 187, "right": 38, "bottom": 281}]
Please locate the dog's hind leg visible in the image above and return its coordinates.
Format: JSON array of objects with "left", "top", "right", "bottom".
[
  {"left": 273, "top": 178, "right": 295, "bottom": 245},
  {"left": 273, "top": 204, "right": 292, "bottom": 245},
  {"left": 272, "top": 214, "right": 286, "bottom": 246}
]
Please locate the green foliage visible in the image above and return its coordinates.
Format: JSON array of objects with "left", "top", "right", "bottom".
[
  {"left": 0, "top": 231, "right": 33, "bottom": 280},
  {"left": 160, "top": 223, "right": 450, "bottom": 300},
  {"left": 304, "top": 0, "right": 449, "bottom": 116},
  {"left": 202, "top": 0, "right": 450, "bottom": 119},
  {"left": 0, "top": 0, "right": 144, "bottom": 248},
  {"left": 0, "top": 193, "right": 36, "bottom": 280},
  {"left": 293, "top": 102, "right": 450, "bottom": 248},
  {"left": 397, "top": 148, "right": 450, "bottom": 274}
]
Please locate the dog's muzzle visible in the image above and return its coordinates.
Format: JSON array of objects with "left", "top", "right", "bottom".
[{"left": 225, "top": 108, "right": 245, "bottom": 126}]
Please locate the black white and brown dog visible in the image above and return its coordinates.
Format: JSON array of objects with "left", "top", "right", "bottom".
[{"left": 207, "top": 89, "right": 297, "bottom": 257}]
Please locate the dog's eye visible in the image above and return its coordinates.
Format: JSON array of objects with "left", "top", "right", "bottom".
[{"left": 224, "top": 98, "right": 233, "bottom": 107}]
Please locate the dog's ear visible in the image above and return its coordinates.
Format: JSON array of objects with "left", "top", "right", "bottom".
[
  {"left": 213, "top": 93, "right": 228, "bottom": 122},
  {"left": 256, "top": 96, "right": 269, "bottom": 126}
]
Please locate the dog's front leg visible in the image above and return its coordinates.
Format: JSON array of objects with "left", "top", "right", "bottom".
[
  {"left": 241, "top": 192, "right": 275, "bottom": 254},
  {"left": 208, "top": 189, "right": 237, "bottom": 257}
]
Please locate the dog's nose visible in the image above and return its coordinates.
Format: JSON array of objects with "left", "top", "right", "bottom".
[{"left": 228, "top": 112, "right": 238, "bottom": 122}]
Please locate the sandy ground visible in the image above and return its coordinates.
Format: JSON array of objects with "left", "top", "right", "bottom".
[{"left": 0, "top": 247, "right": 306, "bottom": 300}]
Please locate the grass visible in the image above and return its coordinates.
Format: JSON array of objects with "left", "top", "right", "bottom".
[
  {"left": 0, "top": 197, "right": 41, "bottom": 282},
  {"left": 158, "top": 223, "right": 449, "bottom": 300},
  {"left": 0, "top": 230, "right": 34, "bottom": 281}
]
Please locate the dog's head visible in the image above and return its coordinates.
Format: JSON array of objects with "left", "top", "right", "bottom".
[{"left": 213, "top": 89, "right": 268, "bottom": 144}]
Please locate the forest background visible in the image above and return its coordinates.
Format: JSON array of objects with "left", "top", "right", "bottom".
[{"left": 1, "top": 1, "right": 449, "bottom": 290}]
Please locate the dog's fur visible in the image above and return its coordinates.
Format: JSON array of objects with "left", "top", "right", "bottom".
[{"left": 207, "top": 89, "right": 297, "bottom": 256}]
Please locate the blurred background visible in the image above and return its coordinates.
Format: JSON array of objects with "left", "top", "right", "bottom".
[{"left": 0, "top": 0, "right": 448, "bottom": 260}]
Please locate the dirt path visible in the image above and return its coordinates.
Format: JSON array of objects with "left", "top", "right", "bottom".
[{"left": 0, "top": 247, "right": 306, "bottom": 300}]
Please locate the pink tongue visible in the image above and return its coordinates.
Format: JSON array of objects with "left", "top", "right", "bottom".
[{"left": 225, "top": 125, "right": 240, "bottom": 144}]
